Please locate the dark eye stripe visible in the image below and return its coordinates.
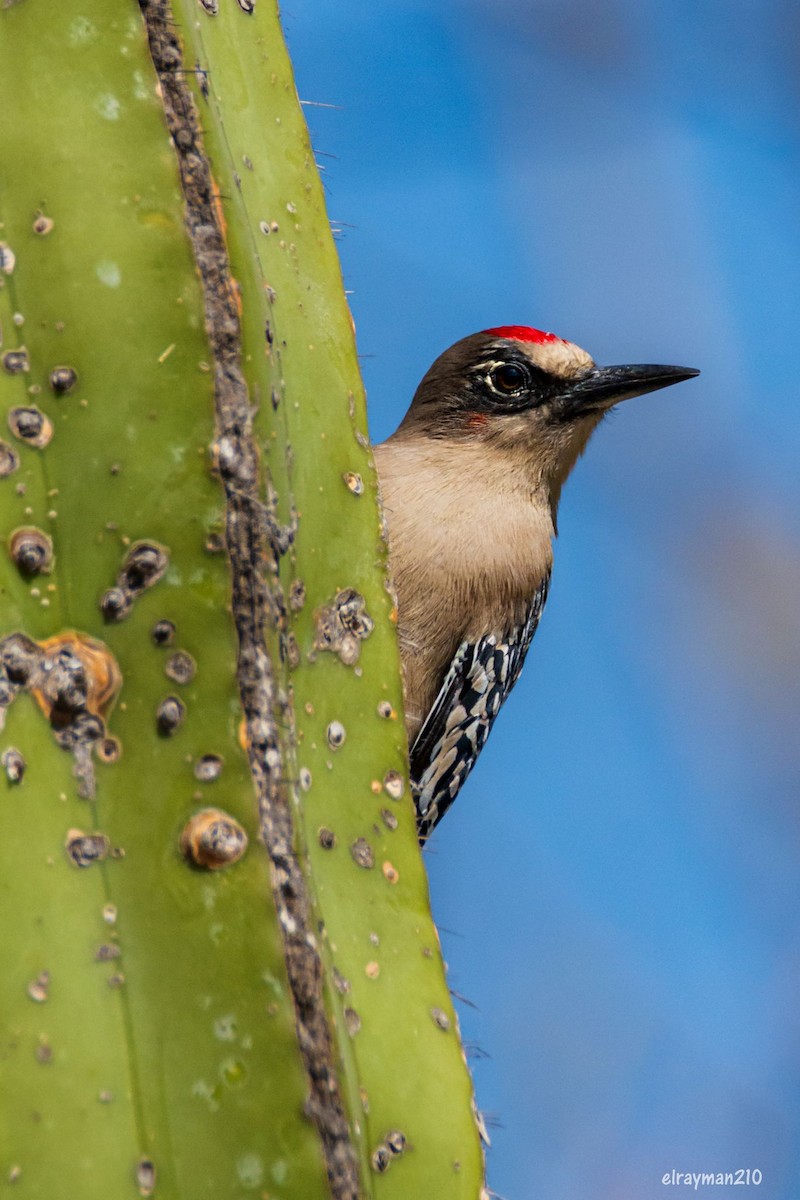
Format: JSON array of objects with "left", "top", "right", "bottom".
[{"left": 464, "top": 353, "right": 562, "bottom": 416}]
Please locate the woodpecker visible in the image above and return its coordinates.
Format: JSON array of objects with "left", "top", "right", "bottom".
[{"left": 373, "top": 325, "right": 699, "bottom": 841}]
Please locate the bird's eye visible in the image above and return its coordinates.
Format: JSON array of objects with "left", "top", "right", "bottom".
[{"left": 489, "top": 362, "right": 529, "bottom": 394}]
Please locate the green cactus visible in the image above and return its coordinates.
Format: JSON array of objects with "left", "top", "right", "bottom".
[{"left": 0, "top": 2, "right": 484, "bottom": 1197}]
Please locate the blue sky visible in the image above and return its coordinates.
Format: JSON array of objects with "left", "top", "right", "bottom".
[{"left": 286, "top": 4, "right": 800, "bottom": 1196}]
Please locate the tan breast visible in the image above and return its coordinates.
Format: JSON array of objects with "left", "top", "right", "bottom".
[{"left": 374, "top": 435, "right": 554, "bottom": 739}]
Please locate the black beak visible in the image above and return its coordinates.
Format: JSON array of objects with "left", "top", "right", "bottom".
[{"left": 558, "top": 363, "right": 700, "bottom": 418}]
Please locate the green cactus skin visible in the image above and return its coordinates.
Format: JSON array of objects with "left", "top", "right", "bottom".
[{"left": 0, "top": 2, "right": 485, "bottom": 1197}]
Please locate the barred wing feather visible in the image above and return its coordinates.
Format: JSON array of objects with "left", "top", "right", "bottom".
[{"left": 411, "top": 572, "right": 551, "bottom": 841}]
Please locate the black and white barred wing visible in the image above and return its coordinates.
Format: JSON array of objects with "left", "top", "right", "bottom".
[{"left": 411, "top": 573, "right": 551, "bottom": 841}]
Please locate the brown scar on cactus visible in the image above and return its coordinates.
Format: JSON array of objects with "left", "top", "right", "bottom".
[
  {"left": 100, "top": 540, "right": 169, "bottom": 623},
  {"left": 0, "top": 631, "right": 122, "bottom": 798},
  {"left": 180, "top": 807, "right": 248, "bottom": 870},
  {"left": 32, "top": 632, "right": 122, "bottom": 722},
  {"left": 1, "top": 747, "right": 25, "bottom": 783},
  {"left": 165, "top": 649, "right": 195, "bottom": 684},
  {"left": 150, "top": 618, "right": 175, "bottom": 646},
  {"left": 0, "top": 440, "right": 21, "bottom": 478},
  {"left": 32, "top": 213, "right": 55, "bottom": 236},
  {"left": 8, "top": 527, "right": 54, "bottom": 576},
  {"left": 135, "top": 1157, "right": 157, "bottom": 1198},
  {"left": 311, "top": 588, "right": 374, "bottom": 666},
  {"left": 193, "top": 753, "right": 223, "bottom": 782},
  {"left": 48, "top": 365, "right": 78, "bottom": 395},
  {"left": 2, "top": 348, "right": 30, "bottom": 375},
  {"left": 7, "top": 404, "right": 52, "bottom": 447},
  {"left": 65, "top": 828, "right": 112, "bottom": 868}
]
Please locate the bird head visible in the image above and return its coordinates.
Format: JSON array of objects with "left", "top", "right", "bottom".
[{"left": 398, "top": 325, "right": 699, "bottom": 514}]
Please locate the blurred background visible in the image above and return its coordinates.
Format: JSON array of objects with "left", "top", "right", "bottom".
[{"left": 285, "top": 3, "right": 800, "bottom": 1197}]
